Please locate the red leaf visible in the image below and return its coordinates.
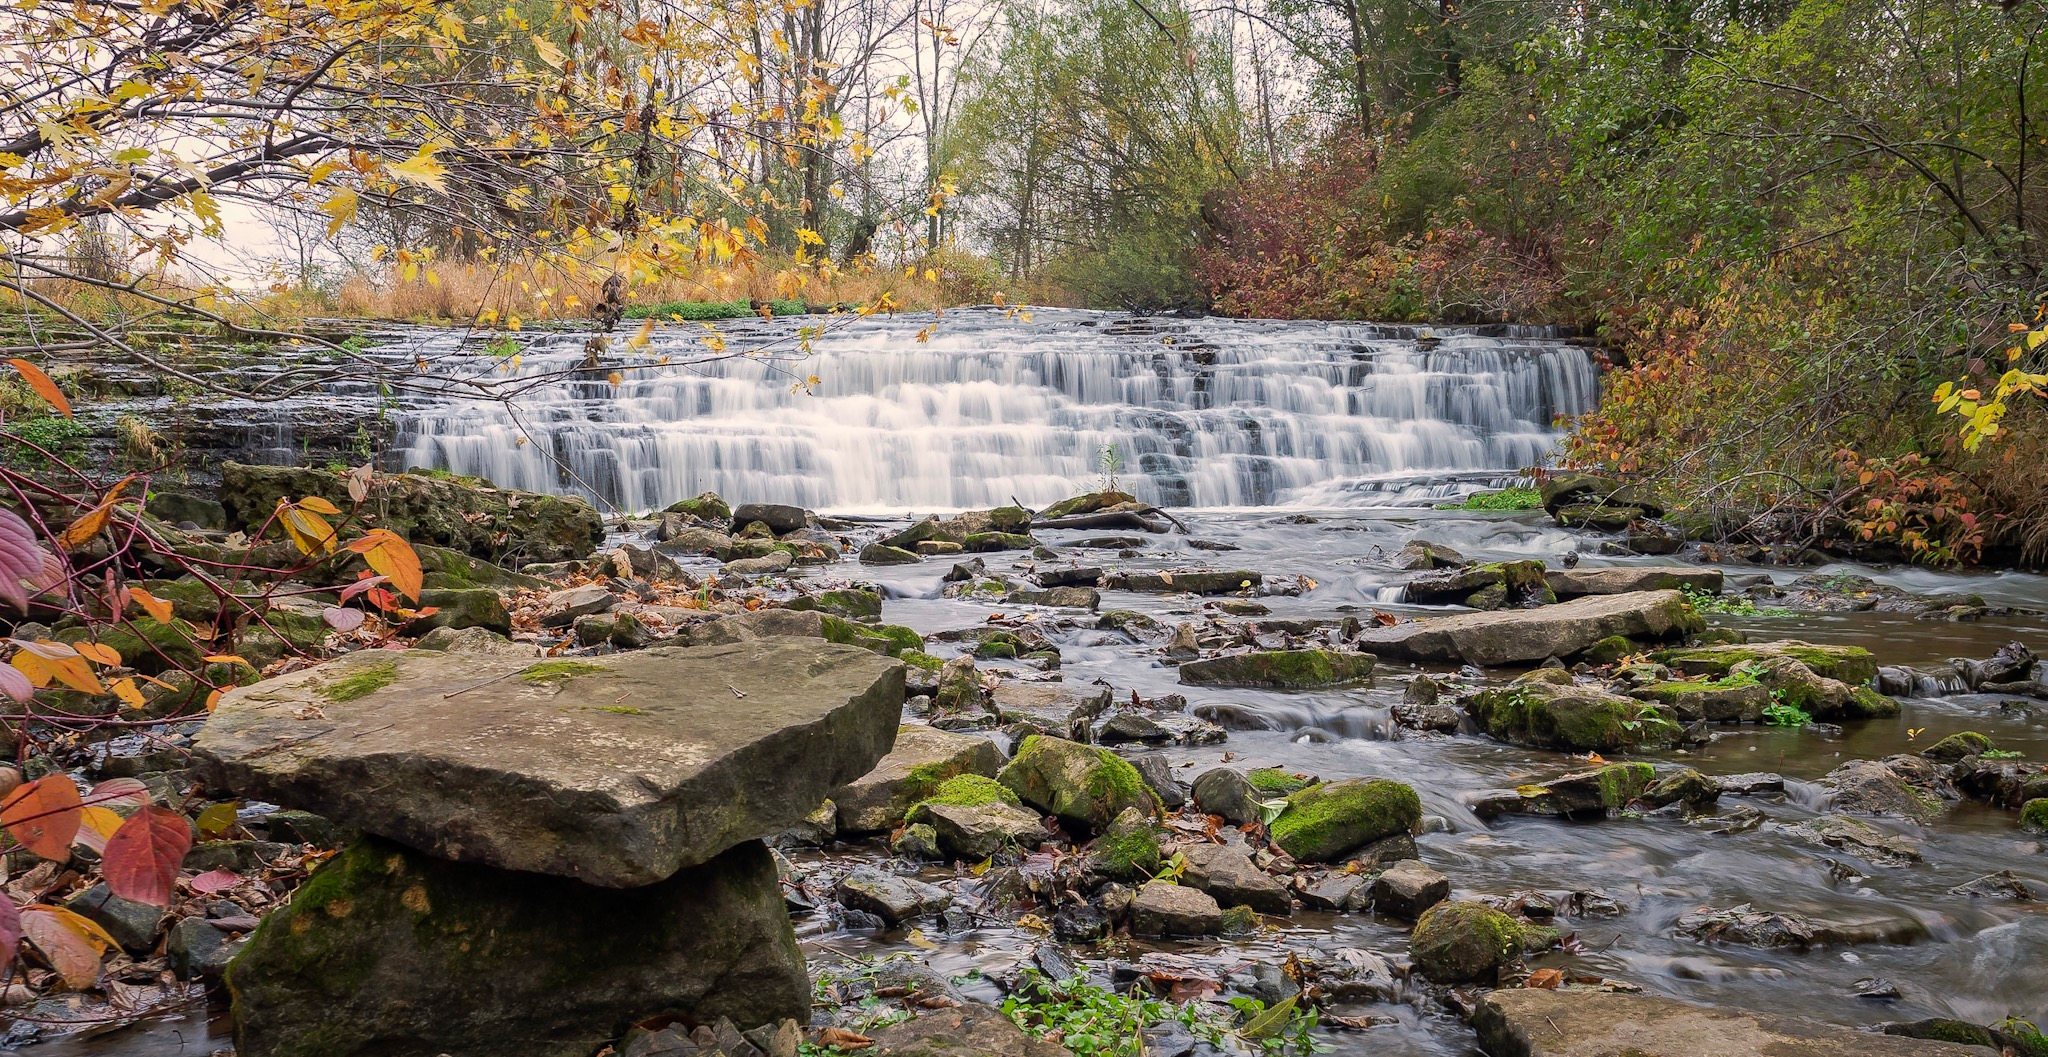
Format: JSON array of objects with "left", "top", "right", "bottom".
[
  {"left": 0, "top": 893, "right": 19, "bottom": 979},
  {"left": 189, "top": 868, "right": 241, "bottom": 894},
  {"left": 1, "top": 775, "right": 82, "bottom": 860},
  {"left": 102, "top": 806, "right": 192, "bottom": 906}
]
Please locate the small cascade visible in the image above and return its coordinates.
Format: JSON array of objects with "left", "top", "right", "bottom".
[{"left": 387, "top": 308, "right": 1598, "bottom": 512}]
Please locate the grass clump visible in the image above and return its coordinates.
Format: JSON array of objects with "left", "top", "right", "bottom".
[
  {"left": 1440, "top": 486, "right": 1542, "bottom": 511},
  {"left": 518, "top": 660, "right": 611, "bottom": 684},
  {"left": 320, "top": 660, "right": 398, "bottom": 701}
]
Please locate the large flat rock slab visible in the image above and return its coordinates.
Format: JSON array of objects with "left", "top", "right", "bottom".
[
  {"left": 1353, "top": 590, "right": 1701, "bottom": 666},
  {"left": 1545, "top": 566, "right": 1723, "bottom": 597},
  {"left": 1473, "top": 989, "right": 1987, "bottom": 1057},
  {"left": 194, "top": 641, "right": 904, "bottom": 886}
]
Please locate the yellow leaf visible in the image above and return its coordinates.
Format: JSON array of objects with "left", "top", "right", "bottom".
[
  {"left": 203, "top": 654, "right": 250, "bottom": 667},
  {"left": 319, "top": 188, "right": 359, "bottom": 237},
  {"left": 127, "top": 586, "right": 174, "bottom": 624},
  {"left": 531, "top": 35, "right": 567, "bottom": 68},
  {"left": 13, "top": 643, "right": 104, "bottom": 694},
  {"left": 75, "top": 806, "right": 124, "bottom": 853},
  {"left": 110, "top": 678, "right": 146, "bottom": 709},
  {"left": 296, "top": 496, "right": 342, "bottom": 516},
  {"left": 71, "top": 641, "right": 120, "bottom": 667},
  {"left": 387, "top": 142, "right": 450, "bottom": 192},
  {"left": 345, "top": 528, "right": 423, "bottom": 601},
  {"left": 278, "top": 501, "right": 338, "bottom": 556},
  {"left": 7, "top": 358, "right": 72, "bottom": 418}
]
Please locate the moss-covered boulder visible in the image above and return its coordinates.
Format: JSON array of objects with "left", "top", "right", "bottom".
[
  {"left": 2022, "top": 799, "right": 2048, "bottom": 834},
  {"left": 833, "top": 726, "right": 1004, "bottom": 833},
  {"left": 859, "top": 542, "right": 921, "bottom": 565},
  {"left": 57, "top": 617, "right": 206, "bottom": 675},
  {"left": 1083, "top": 806, "right": 1162, "bottom": 880},
  {"left": 220, "top": 462, "right": 602, "bottom": 565},
  {"left": 785, "top": 588, "right": 884, "bottom": 623},
  {"left": 1633, "top": 677, "right": 1772, "bottom": 723},
  {"left": 1465, "top": 682, "right": 1685, "bottom": 752},
  {"left": 907, "top": 776, "right": 1044, "bottom": 860},
  {"left": 1039, "top": 490, "right": 1138, "bottom": 520},
  {"left": 225, "top": 837, "right": 804, "bottom": 1057},
  {"left": 1921, "top": 731, "right": 1994, "bottom": 763},
  {"left": 1474, "top": 762, "right": 1656, "bottom": 819},
  {"left": 1268, "top": 778, "right": 1421, "bottom": 862},
  {"left": 403, "top": 588, "right": 512, "bottom": 636},
  {"left": 1653, "top": 640, "right": 1878, "bottom": 687},
  {"left": 998, "top": 735, "right": 1159, "bottom": 835},
  {"left": 663, "top": 491, "right": 731, "bottom": 525},
  {"left": 1355, "top": 590, "right": 1703, "bottom": 667},
  {"left": 1410, "top": 900, "right": 1526, "bottom": 983},
  {"left": 1177, "top": 649, "right": 1375, "bottom": 690},
  {"left": 416, "top": 545, "right": 550, "bottom": 592}
]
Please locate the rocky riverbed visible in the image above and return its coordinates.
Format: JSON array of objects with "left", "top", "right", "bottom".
[{"left": 12, "top": 472, "right": 2048, "bottom": 1057}]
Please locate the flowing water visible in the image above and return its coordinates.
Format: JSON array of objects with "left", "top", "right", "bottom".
[
  {"left": 34, "top": 310, "right": 2048, "bottom": 1056},
  {"left": 388, "top": 309, "right": 1597, "bottom": 512}
]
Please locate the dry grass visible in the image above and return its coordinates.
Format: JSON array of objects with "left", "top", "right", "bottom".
[{"left": 333, "top": 253, "right": 996, "bottom": 322}]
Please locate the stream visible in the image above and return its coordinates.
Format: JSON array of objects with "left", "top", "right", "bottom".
[{"left": 27, "top": 309, "right": 2048, "bottom": 1056}]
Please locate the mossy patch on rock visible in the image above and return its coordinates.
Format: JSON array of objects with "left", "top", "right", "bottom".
[
  {"left": 1466, "top": 683, "right": 1684, "bottom": 752},
  {"left": 915, "top": 773, "right": 1019, "bottom": 810},
  {"left": 1268, "top": 778, "right": 1420, "bottom": 862},
  {"left": 517, "top": 660, "right": 611, "bottom": 684},
  {"left": 2022, "top": 798, "right": 2048, "bottom": 834},
  {"left": 1410, "top": 900, "right": 1525, "bottom": 983},
  {"left": 1922, "top": 731, "right": 1994, "bottom": 762},
  {"left": 785, "top": 588, "right": 884, "bottom": 622},
  {"left": 998, "top": 735, "right": 1158, "bottom": 835},
  {"left": 1246, "top": 768, "right": 1313, "bottom": 796},
  {"left": 320, "top": 661, "right": 397, "bottom": 702},
  {"left": 1085, "top": 807, "right": 1162, "bottom": 880},
  {"left": 1654, "top": 640, "right": 1878, "bottom": 686},
  {"left": 1177, "top": 649, "right": 1374, "bottom": 690}
]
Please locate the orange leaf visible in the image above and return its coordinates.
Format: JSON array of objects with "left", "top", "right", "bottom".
[
  {"left": 296, "top": 495, "right": 343, "bottom": 516},
  {"left": 19, "top": 905, "right": 115, "bottom": 990},
  {"left": 6, "top": 358, "right": 72, "bottom": 418},
  {"left": 111, "top": 677, "right": 146, "bottom": 709},
  {"left": 203, "top": 654, "right": 250, "bottom": 667},
  {"left": 55, "top": 476, "right": 133, "bottom": 551},
  {"left": 1, "top": 775, "right": 83, "bottom": 860},
  {"left": 71, "top": 641, "right": 121, "bottom": 667},
  {"left": 11, "top": 642, "right": 104, "bottom": 694},
  {"left": 126, "top": 586, "right": 175, "bottom": 624},
  {"left": 346, "top": 528, "right": 422, "bottom": 601},
  {"left": 103, "top": 805, "right": 192, "bottom": 906}
]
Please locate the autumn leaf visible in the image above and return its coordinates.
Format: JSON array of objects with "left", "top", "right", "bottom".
[
  {"left": 74, "top": 806, "right": 124, "bottom": 854},
  {"left": 71, "top": 640, "right": 120, "bottom": 667},
  {"left": 104, "top": 805, "right": 193, "bottom": 906},
  {"left": 0, "top": 893, "right": 18, "bottom": 979},
  {"left": 323, "top": 606, "right": 367, "bottom": 632},
  {"left": 387, "top": 141, "right": 450, "bottom": 191},
  {"left": 0, "top": 506, "right": 56, "bottom": 612},
  {"left": 88, "top": 777, "right": 151, "bottom": 811},
  {"left": 2, "top": 775, "right": 83, "bottom": 860},
  {"left": 346, "top": 528, "right": 422, "bottom": 601},
  {"left": 195, "top": 801, "right": 239, "bottom": 839},
  {"left": 126, "top": 585, "right": 175, "bottom": 624},
  {"left": 278, "top": 499, "right": 339, "bottom": 556},
  {"left": 12, "top": 639, "right": 105, "bottom": 694},
  {"left": 189, "top": 869, "right": 241, "bottom": 894},
  {"left": 20, "top": 905, "right": 117, "bottom": 990},
  {"left": 319, "top": 187, "right": 360, "bottom": 237},
  {"left": 6, "top": 358, "right": 72, "bottom": 418}
]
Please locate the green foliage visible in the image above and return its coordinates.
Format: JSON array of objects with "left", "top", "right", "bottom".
[
  {"left": 999, "top": 971, "right": 1321, "bottom": 1057},
  {"left": 320, "top": 661, "right": 397, "bottom": 702},
  {"left": 1760, "top": 700, "right": 1812, "bottom": 727},
  {"left": 1443, "top": 486, "right": 1542, "bottom": 511},
  {"left": 621, "top": 299, "right": 807, "bottom": 321},
  {"left": 5, "top": 415, "right": 88, "bottom": 468},
  {"left": 1679, "top": 587, "right": 1790, "bottom": 617}
]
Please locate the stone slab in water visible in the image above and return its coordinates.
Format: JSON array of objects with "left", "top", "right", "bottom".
[
  {"left": 1353, "top": 590, "right": 1701, "bottom": 667},
  {"left": 1545, "top": 566, "right": 1723, "bottom": 597},
  {"left": 193, "top": 640, "right": 903, "bottom": 886},
  {"left": 1472, "top": 988, "right": 1986, "bottom": 1056},
  {"left": 227, "top": 837, "right": 805, "bottom": 1057}
]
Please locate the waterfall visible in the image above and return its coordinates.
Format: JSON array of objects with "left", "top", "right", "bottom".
[{"left": 387, "top": 308, "right": 1599, "bottom": 513}]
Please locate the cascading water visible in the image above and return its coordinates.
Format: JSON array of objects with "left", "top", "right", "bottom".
[{"left": 388, "top": 308, "right": 1598, "bottom": 512}]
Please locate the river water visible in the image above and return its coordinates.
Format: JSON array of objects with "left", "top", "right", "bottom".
[{"left": 29, "top": 310, "right": 2048, "bottom": 1055}]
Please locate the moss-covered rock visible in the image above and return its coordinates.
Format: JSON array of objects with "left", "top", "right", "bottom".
[
  {"left": 2022, "top": 798, "right": 2048, "bottom": 834},
  {"left": 1580, "top": 634, "right": 1636, "bottom": 666},
  {"left": 1921, "top": 731, "right": 1994, "bottom": 762},
  {"left": 1410, "top": 900, "right": 1526, "bottom": 983},
  {"left": 785, "top": 588, "right": 884, "bottom": 623},
  {"left": 1268, "top": 778, "right": 1421, "bottom": 862},
  {"left": 1177, "top": 649, "right": 1374, "bottom": 690},
  {"left": 403, "top": 588, "right": 512, "bottom": 636},
  {"left": 225, "top": 837, "right": 804, "bottom": 1057},
  {"left": 416, "top": 545, "right": 549, "bottom": 592},
  {"left": 1246, "top": 768, "right": 1313, "bottom": 797},
  {"left": 1084, "top": 807, "right": 1162, "bottom": 880},
  {"left": 57, "top": 617, "right": 206, "bottom": 675},
  {"left": 663, "top": 492, "right": 731, "bottom": 524},
  {"left": 997, "top": 735, "right": 1158, "bottom": 835},
  {"left": 963, "top": 531, "right": 1035, "bottom": 553},
  {"left": 859, "top": 542, "right": 921, "bottom": 565},
  {"left": 832, "top": 725, "right": 1003, "bottom": 833},
  {"left": 1653, "top": 640, "right": 1878, "bottom": 686},
  {"left": 220, "top": 462, "right": 602, "bottom": 565},
  {"left": 913, "top": 773, "right": 1020, "bottom": 811},
  {"left": 1039, "top": 490, "right": 1137, "bottom": 520},
  {"left": 1465, "top": 682, "right": 1684, "bottom": 752}
]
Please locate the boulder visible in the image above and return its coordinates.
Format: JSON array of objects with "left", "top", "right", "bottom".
[
  {"left": 1084, "top": 807, "right": 1163, "bottom": 880},
  {"left": 989, "top": 683, "right": 1113, "bottom": 741},
  {"left": 836, "top": 868, "right": 952, "bottom": 925},
  {"left": 1545, "top": 566, "right": 1723, "bottom": 598},
  {"left": 1128, "top": 753, "right": 1187, "bottom": 810},
  {"left": 722, "top": 552, "right": 793, "bottom": 576},
  {"left": 1465, "top": 681, "right": 1685, "bottom": 753},
  {"left": 998, "top": 735, "right": 1159, "bottom": 835},
  {"left": 220, "top": 462, "right": 602, "bottom": 564},
  {"left": 1410, "top": 900, "right": 1526, "bottom": 983},
  {"left": 1676, "top": 903, "right": 1929, "bottom": 948},
  {"left": 869, "top": 1004, "right": 1068, "bottom": 1057},
  {"left": 860, "top": 543, "right": 922, "bottom": 565},
  {"left": 1654, "top": 640, "right": 1878, "bottom": 686},
  {"left": 406, "top": 588, "right": 512, "bottom": 636},
  {"left": 1633, "top": 678, "right": 1771, "bottom": 723},
  {"left": 663, "top": 491, "right": 732, "bottom": 525},
  {"left": 1111, "top": 570, "right": 1263, "bottom": 595},
  {"left": 1367, "top": 859, "right": 1449, "bottom": 919},
  {"left": 1471, "top": 762, "right": 1657, "bottom": 819},
  {"left": 1819, "top": 759, "right": 1945, "bottom": 822},
  {"left": 194, "top": 641, "right": 904, "bottom": 887},
  {"left": 1354, "top": 590, "right": 1703, "bottom": 667},
  {"left": 1038, "top": 491, "right": 1138, "bottom": 520},
  {"left": 1129, "top": 881, "right": 1224, "bottom": 936},
  {"left": 730, "top": 503, "right": 810, "bottom": 535},
  {"left": 1006, "top": 586, "right": 1101, "bottom": 610},
  {"left": 1393, "top": 539, "right": 1467, "bottom": 570},
  {"left": 1920, "top": 731, "right": 1993, "bottom": 762},
  {"left": 1178, "top": 649, "right": 1375, "bottom": 690},
  {"left": 1268, "top": 778, "right": 1421, "bottom": 863},
  {"left": 1540, "top": 473, "right": 1664, "bottom": 516},
  {"left": 833, "top": 725, "right": 1005, "bottom": 833},
  {"left": 1177, "top": 843, "right": 1291, "bottom": 914},
  {"left": 167, "top": 917, "right": 239, "bottom": 980},
  {"left": 660, "top": 525, "right": 736, "bottom": 558},
  {"left": 1473, "top": 989, "right": 1985, "bottom": 1057},
  {"left": 1191, "top": 768, "right": 1262, "bottom": 825},
  {"left": 227, "top": 838, "right": 805, "bottom": 1057},
  {"left": 65, "top": 883, "right": 163, "bottom": 955},
  {"left": 913, "top": 800, "right": 1046, "bottom": 860}
]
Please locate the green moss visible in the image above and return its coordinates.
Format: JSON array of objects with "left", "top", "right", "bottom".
[
  {"left": 1654, "top": 642, "right": 1877, "bottom": 685},
  {"left": 1218, "top": 904, "right": 1262, "bottom": 934},
  {"left": 900, "top": 650, "right": 944, "bottom": 671},
  {"left": 517, "top": 660, "right": 610, "bottom": 684},
  {"left": 1088, "top": 812, "right": 1161, "bottom": 878},
  {"left": 1441, "top": 486, "right": 1542, "bottom": 511},
  {"left": 321, "top": 660, "right": 398, "bottom": 702},
  {"left": 2021, "top": 798, "right": 2048, "bottom": 834},
  {"left": 593, "top": 705, "right": 646, "bottom": 716},
  {"left": 997, "top": 735, "right": 1157, "bottom": 833},
  {"left": 1268, "top": 778, "right": 1421, "bottom": 862},
  {"left": 1843, "top": 686, "right": 1901, "bottom": 718},
  {"left": 919, "top": 773, "right": 1020, "bottom": 809},
  {"left": 1923, "top": 730, "right": 1994, "bottom": 761},
  {"left": 873, "top": 624, "right": 923, "bottom": 656},
  {"left": 1595, "top": 762, "right": 1656, "bottom": 808},
  {"left": 1246, "top": 768, "right": 1311, "bottom": 796}
]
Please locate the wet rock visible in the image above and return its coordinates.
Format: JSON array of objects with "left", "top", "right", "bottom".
[
  {"left": 1464, "top": 681, "right": 1686, "bottom": 753},
  {"left": 1083, "top": 807, "right": 1164, "bottom": 881},
  {"left": 998, "top": 735, "right": 1159, "bottom": 835},
  {"left": 1129, "top": 753, "right": 1187, "bottom": 810},
  {"left": 1053, "top": 903, "right": 1110, "bottom": 941},
  {"left": 1178, "top": 649, "right": 1374, "bottom": 689},
  {"left": 1949, "top": 870, "right": 2035, "bottom": 900},
  {"left": 1192, "top": 767, "right": 1262, "bottom": 825},
  {"left": 1656, "top": 639, "right": 1878, "bottom": 686},
  {"left": 1006, "top": 586, "right": 1101, "bottom": 610},
  {"left": 1356, "top": 590, "right": 1703, "bottom": 667},
  {"left": 1633, "top": 678, "right": 1772, "bottom": 723},
  {"left": 989, "top": 683, "right": 1113, "bottom": 741},
  {"left": 1471, "top": 762, "right": 1657, "bottom": 819},
  {"left": 1112, "top": 570, "right": 1264, "bottom": 595},
  {"left": 718, "top": 542, "right": 795, "bottom": 573},
  {"left": 1920, "top": 731, "right": 1994, "bottom": 762},
  {"left": 663, "top": 491, "right": 732, "bottom": 525},
  {"left": 869, "top": 1003, "right": 1068, "bottom": 1057},
  {"left": 1402, "top": 564, "right": 1506, "bottom": 604},
  {"left": 731, "top": 503, "right": 811, "bottom": 535},
  {"left": 1715, "top": 772, "right": 1786, "bottom": 796},
  {"left": 1177, "top": 843, "right": 1291, "bottom": 914},
  {"left": 1410, "top": 900, "right": 1525, "bottom": 982},
  {"left": 194, "top": 641, "right": 904, "bottom": 886},
  {"left": 1393, "top": 675, "right": 1463, "bottom": 733},
  {"left": 1295, "top": 872, "right": 1368, "bottom": 913},
  {"left": 65, "top": 883, "right": 163, "bottom": 954},
  {"left": 1819, "top": 759, "right": 1946, "bottom": 823},
  {"left": 1130, "top": 881, "right": 1224, "bottom": 936},
  {"left": 1475, "top": 988, "right": 1986, "bottom": 1057},
  {"left": 1096, "top": 711, "right": 1173, "bottom": 744},
  {"left": 1641, "top": 768, "right": 1720, "bottom": 808},
  {"left": 1883, "top": 1018, "right": 2048, "bottom": 1057},
  {"left": 1036, "top": 566, "right": 1104, "bottom": 588},
  {"left": 1368, "top": 860, "right": 1448, "bottom": 919},
  {"left": 1393, "top": 539, "right": 1465, "bottom": 570},
  {"left": 892, "top": 823, "right": 943, "bottom": 860},
  {"left": 660, "top": 525, "right": 736, "bottom": 559},
  {"left": 833, "top": 725, "right": 1004, "bottom": 833},
  {"left": 1545, "top": 567, "right": 1722, "bottom": 598},
  {"left": 860, "top": 543, "right": 922, "bottom": 565},
  {"left": 913, "top": 800, "right": 1046, "bottom": 861},
  {"left": 1677, "top": 903, "right": 1929, "bottom": 948},
  {"left": 228, "top": 838, "right": 804, "bottom": 1057},
  {"left": 2024, "top": 798, "right": 2048, "bottom": 834},
  {"left": 1268, "top": 778, "right": 1421, "bottom": 862},
  {"left": 1784, "top": 814, "right": 1924, "bottom": 866},
  {"left": 837, "top": 868, "right": 952, "bottom": 925},
  {"left": 167, "top": 917, "right": 238, "bottom": 980}
]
